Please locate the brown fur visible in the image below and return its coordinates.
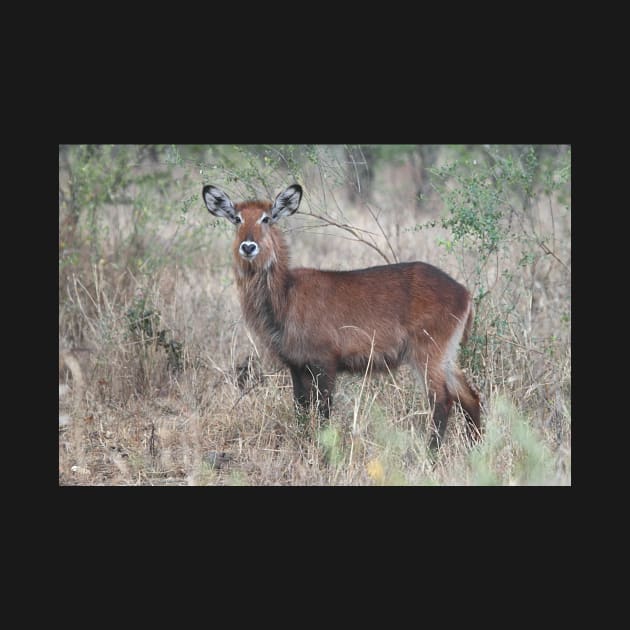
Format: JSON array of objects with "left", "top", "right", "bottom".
[{"left": 205, "top": 186, "right": 481, "bottom": 449}]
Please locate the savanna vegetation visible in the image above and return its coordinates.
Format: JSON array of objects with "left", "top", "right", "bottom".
[{"left": 59, "top": 144, "right": 571, "bottom": 485}]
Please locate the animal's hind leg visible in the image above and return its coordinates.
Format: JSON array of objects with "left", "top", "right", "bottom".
[
  {"left": 453, "top": 368, "right": 482, "bottom": 444},
  {"left": 428, "top": 383, "right": 454, "bottom": 451},
  {"left": 411, "top": 355, "right": 454, "bottom": 451}
]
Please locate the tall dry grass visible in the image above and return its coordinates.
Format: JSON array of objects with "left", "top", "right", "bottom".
[{"left": 59, "top": 145, "right": 570, "bottom": 485}]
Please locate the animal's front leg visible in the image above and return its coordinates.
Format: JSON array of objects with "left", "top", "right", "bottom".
[
  {"left": 289, "top": 364, "right": 311, "bottom": 411},
  {"left": 306, "top": 363, "right": 337, "bottom": 419}
]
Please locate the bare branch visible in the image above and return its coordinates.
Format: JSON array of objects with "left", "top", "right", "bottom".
[
  {"left": 300, "top": 210, "right": 392, "bottom": 264},
  {"left": 365, "top": 203, "right": 399, "bottom": 264},
  {"left": 538, "top": 240, "right": 569, "bottom": 271}
]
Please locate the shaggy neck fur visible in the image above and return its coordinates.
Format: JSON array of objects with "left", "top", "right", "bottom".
[{"left": 234, "top": 227, "right": 291, "bottom": 354}]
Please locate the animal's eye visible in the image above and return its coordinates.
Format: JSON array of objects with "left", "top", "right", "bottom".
[{"left": 261, "top": 216, "right": 270, "bottom": 224}]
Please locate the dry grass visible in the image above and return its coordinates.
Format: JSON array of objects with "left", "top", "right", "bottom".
[{"left": 59, "top": 145, "right": 571, "bottom": 485}]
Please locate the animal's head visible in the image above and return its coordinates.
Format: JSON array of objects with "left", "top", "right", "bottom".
[{"left": 203, "top": 184, "right": 302, "bottom": 271}]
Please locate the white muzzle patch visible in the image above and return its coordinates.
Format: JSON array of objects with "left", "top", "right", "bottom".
[{"left": 239, "top": 241, "right": 259, "bottom": 260}]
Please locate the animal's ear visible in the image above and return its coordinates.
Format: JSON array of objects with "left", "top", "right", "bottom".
[
  {"left": 270, "top": 184, "right": 302, "bottom": 222},
  {"left": 203, "top": 185, "right": 239, "bottom": 224}
]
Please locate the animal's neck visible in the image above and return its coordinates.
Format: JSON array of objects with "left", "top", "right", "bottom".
[{"left": 235, "top": 229, "right": 291, "bottom": 348}]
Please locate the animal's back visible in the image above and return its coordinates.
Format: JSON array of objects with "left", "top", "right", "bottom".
[
  {"left": 290, "top": 262, "right": 469, "bottom": 328},
  {"left": 282, "top": 262, "right": 471, "bottom": 371}
]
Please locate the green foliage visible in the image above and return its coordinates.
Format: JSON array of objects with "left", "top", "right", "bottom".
[
  {"left": 348, "top": 144, "right": 418, "bottom": 165},
  {"left": 420, "top": 145, "right": 571, "bottom": 375},
  {"left": 59, "top": 144, "right": 217, "bottom": 277},
  {"left": 317, "top": 399, "right": 418, "bottom": 483},
  {"left": 469, "top": 395, "right": 555, "bottom": 485},
  {"left": 318, "top": 425, "right": 344, "bottom": 468},
  {"left": 361, "top": 401, "right": 419, "bottom": 485},
  {"left": 430, "top": 148, "right": 530, "bottom": 264},
  {"left": 126, "top": 292, "right": 183, "bottom": 373}
]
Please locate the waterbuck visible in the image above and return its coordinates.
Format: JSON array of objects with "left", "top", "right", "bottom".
[{"left": 203, "top": 183, "right": 481, "bottom": 449}]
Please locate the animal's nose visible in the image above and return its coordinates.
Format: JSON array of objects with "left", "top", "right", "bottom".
[{"left": 240, "top": 241, "right": 258, "bottom": 257}]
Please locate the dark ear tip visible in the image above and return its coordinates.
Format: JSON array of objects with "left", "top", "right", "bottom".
[{"left": 288, "top": 184, "right": 302, "bottom": 198}]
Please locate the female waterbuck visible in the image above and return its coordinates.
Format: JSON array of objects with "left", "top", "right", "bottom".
[{"left": 203, "top": 183, "right": 481, "bottom": 449}]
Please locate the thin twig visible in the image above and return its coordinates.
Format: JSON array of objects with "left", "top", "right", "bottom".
[
  {"left": 286, "top": 221, "right": 379, "bottom": 237},
  {"left": 492, "top": 333, "right": 546, "bottom": 355},
  {"left": 301, "top": 211, "right": 391, "bottom": 264},
  {"left": 538, "top": 240, "right": 569, "bottom": 271},
  {"left": 349, "top": 331, "right": 376, "bottom": 467},
  {"left": 365, "top": 203, "right": 399, "bottom": 264}
]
